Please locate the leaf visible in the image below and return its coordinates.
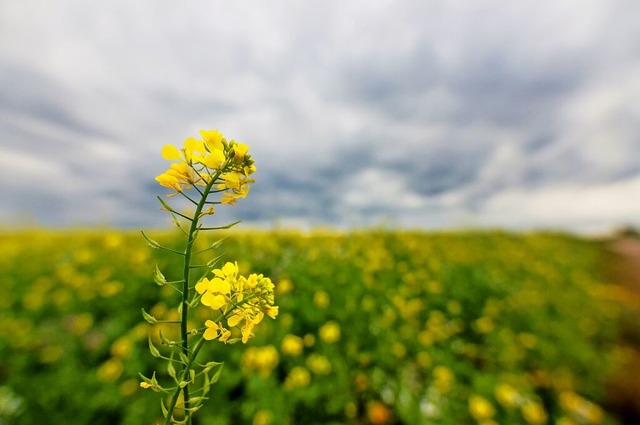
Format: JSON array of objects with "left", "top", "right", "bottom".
[
  {"left": 160, "top": 399, "right": 168, "bottom": 418},
  {"left": 154, "top": 264, "right": 167, "bottom": 286},
  {"left": 167, "top": 354, "right": 177, "bottom": 380},
  {"left": 156, "top": 195, "right": 175, "bottom": 212},
  {"left": 148, "top": 335, "right": 161, "bottom": 358},
  {"left": 141, "top": 308, "right": 157, "bottom": 324},
  {"left": 141, "top": 230, "right": 161, "bottom": 249},
  {"left": 210, "top": 362, "right": 224, "bottom": 384}
]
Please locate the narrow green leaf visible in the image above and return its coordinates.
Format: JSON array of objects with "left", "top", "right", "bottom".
[
  {"left": 202, "top": 373, "right": 210, "bottom": 395},
  {"left": 167, "top": 354, "right": 177, "bottom": 380},
  {"left": 148, "top": 335, "right": 161, "bottom": 358},
  {"left": 141, "top": 230, "right": 161, "bottom": 249},
  {"left": 141, "top": 308, "right": 158, "bottom": 324},
  {"left": 154, "top": 264, "right": 167, "bottom": 286},
  {"left": 210, "top": 362, "right": 224, "bottom": 384},
  {"left": 160, "top": 398, "right": 168, "bottom": 418},
  {"left": 156, "top": 195, "right": 175, "bottom": 212}
]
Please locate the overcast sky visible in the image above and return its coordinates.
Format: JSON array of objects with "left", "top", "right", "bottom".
[{"left": 1, "top": 1, "right": 639, "bottom": 233}]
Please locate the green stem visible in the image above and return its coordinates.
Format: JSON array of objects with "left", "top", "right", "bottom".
[
  {"left": 163, "top": 338, "right": 207, "bottom": 425},
  {"left": 169, "top": 162, "right": 229, "bottom": 425}
]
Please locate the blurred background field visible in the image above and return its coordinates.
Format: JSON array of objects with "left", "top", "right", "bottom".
[{"left": 1, "top": 228, "right": 638, "bottom": 425}]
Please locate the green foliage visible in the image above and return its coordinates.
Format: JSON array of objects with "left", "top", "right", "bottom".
[{"left": 0, "top": 229, "right": 622, "bottom": 424}]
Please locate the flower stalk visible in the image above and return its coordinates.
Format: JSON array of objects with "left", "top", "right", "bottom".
[{"left": 140, "top": 130, "right": 278, "bottom": 425}]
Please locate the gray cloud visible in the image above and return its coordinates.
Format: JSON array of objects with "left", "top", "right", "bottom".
[{"left": 1, "top": 0, "right": 639, "bottom": 233}]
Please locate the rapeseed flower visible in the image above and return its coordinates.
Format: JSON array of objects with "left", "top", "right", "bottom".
[
  {"left": 468, "top": 395, "right": 496, "bottom": 421},
  {"left": 155, "top": 130, "right": 256, "bottom": 205},
  {"left": 319, "top": 321, "right": 341, "bottom": 343},
  {"left": 198, "top": 262, "right": 278, "bottom": 344},
  {"left": 281, "top": 334, "right": 304, "bottom": 356}
]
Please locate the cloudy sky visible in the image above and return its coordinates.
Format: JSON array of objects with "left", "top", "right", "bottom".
[{"left": 1, "top": 1, "right": 639, "bottom": 233}]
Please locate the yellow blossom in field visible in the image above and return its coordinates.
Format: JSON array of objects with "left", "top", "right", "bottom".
[
  {"left": 556, "top": 418, "right": 578, "bottom": 425},
  {"left": 140, "top": 382, "right": 153, "bottom": 389},
  {"left": 284, "top": 366, "right": 311, "bottom": 389},
  {"left": 433, "top": 365, "right": 454, "bottom": 394},
  {"left": 559, "top": 392, "right": 604, "bottom": 424},
  {"left": 242, "top": 346, "right": 279, "bottom": 377},
  {"left": 281, "top": 334, "right": 304, "bottom": 356},
  {"left": 417, "top": 351, "right": 432, "bottom": 368},
  {"left": 306, "top": 353, "right": 332, "bottom": 375},
  {"left": 319, "top": 321, "right": 341, "bottom": 343},
  {"left": 469, "top": 395, "right": 496, "bottom": 421},
  {"left": 110, "top": 336, "right": 133, "bottom": 358},
  {"left": 495, "top": 383, "right": 520, "bottom": 408},
  {"left": 313, "top": 290, "right": 330, "bottom": 308},
  {"left": 97, "top": 358, "right": 123, "bottom": 382},
  {"left": 253, "top": 410, "right": 273, "bottom": 425},
  {"left": 276, "top": 278, "right": 293, "bottom": 295},
  {"left": 303, "top": 333, "right": 315, "bottom": 347},
  {"left": 521, "top": 401, "right": 548, "bottom": 425}
]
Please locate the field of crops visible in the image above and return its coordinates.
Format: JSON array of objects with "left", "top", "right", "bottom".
[{"left": 0, "top": 229, "right": 627, "bottom": 425}]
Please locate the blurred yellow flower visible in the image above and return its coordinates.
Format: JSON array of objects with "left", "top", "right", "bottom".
[
  {"left": 468, "top": 395, "right": 496, "bottom": 421},
  {"left": 252, "top": 410, "right": 273, "bottom": 425},
  {"left": 521, "top": 401, "right": 547, "bottom": 425},
  {"left": 242, "top": 346, "right": 279, "bottom": 378},
  {"left": 313, "top": 290, "right": 330, "bottom": 308},
  {"left": 433, "top": 365, "right": 454, "bottom": 394},
  {"left": 281, "top": 334, "right": 304, "bottom": 356},
  {"left": 319, "top": 321, "right": 341, "bottom": 343},
  {"left": 495, "top": 383, "right": 520, "bottom": 408},
  {"left": 284, "top": 366, "right": 311, "bottom": 389},
  {"left": 97, "top": 358, "right": 123, "bottom": 383},
  {"left": 306, "top": 353, "right": 332, "bottom": 375}
]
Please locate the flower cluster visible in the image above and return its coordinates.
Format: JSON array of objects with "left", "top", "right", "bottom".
[
  {"left": 155, "top": 130, "right": 256, "bottom": 206},
  {"left": 196, "top": 261, "right": 279, "bottom": 343}
]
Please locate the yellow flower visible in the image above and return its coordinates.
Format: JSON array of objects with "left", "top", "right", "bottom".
[
  {"left": 213, "top": 261, "right": 239, "bottom": 280},
  {"left": 284, "top": 366, "right": 311, "bottom": 389},
  {"left": 313, "top": 290, "right": 330, "bottom": 308},
  {"left": 469, "top": 395, "right": 496, "bottom": 421},
  {"left": 233, "top": 142, "right": 249, "bottom": 161},
  {"left": 306, "top": 353, "right": 332, "bottom": 375},
  {"left": 495, "top": 383, "right": 519, "bottom": 408},
  {"left": 196, "top": 277, "right": 230, "bottom": 310},
  {"left": 200, "top": 263, "right": 278, "bottom": 344},
  {"left": 161, "top": 144, "right": 181, "bottom": 160},
  {"left": 200, "top": 129, "right": 224, "bottom": 151},
  {"left": 319, "top": 321, "right": 341, "bottom": 343},
  {"left": 253, "top": 410, "right": 273, "bottom": 425},
  {"left": 281, "top": 334, "right": 304, "bottom": 356},
  {"left": 97, "top": 358, "right": 123, "bottom": 382},
  {"left": 140, "top": 382, "right": 153, "bottom": 389},
  {"left": 203, "top": 320, "right": 231, "bottom": 342},
  {"left": 155, "top": 173, "right": 182, "bottom": 192},
  {"left": 521, "top": 401, "right": 547, "bottom": 425},
  {"left": 242, "top": 346, "right": 279, "bottom": 377},
  {"left": 433, "top": 365, "right": 454, "bottom": 394}
]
